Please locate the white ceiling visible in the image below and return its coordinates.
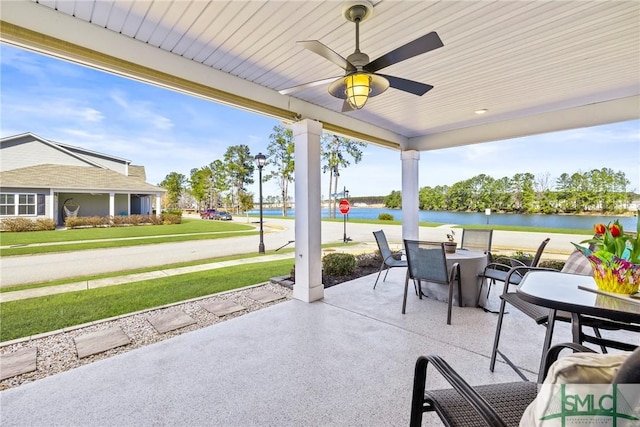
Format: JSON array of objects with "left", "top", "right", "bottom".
[{"left": 1, "top": 0, "right": 639, "bottom": 151}]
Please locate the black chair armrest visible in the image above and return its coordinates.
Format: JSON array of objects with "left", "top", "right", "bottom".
[
  {"left": 411, "top": 355, "right": 508, "bottom": 427},
  {"left": 411, "top": 343, "right": 595, "bottom": 427}
]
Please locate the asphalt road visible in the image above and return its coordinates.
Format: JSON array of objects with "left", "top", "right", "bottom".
[{"left": 0, "top": 217, "right": 590, "bottom": 287}]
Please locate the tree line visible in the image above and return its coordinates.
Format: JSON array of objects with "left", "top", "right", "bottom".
[
  {"left": 159, "top": 125, "right": 366, "bottom": 216},
  {"left": 384, "top": 169, "right": 636, "bottom": 214}
]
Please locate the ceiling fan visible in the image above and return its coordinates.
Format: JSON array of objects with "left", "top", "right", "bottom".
[{"left": 278, "top": 0, "right": 443, "bottom": 111}]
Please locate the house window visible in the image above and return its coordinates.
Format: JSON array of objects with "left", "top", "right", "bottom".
[
  {"left": 0, "top": 194, "right": 15, "bottom": 215},
  {"left": 18, "top": 194, "right": 36, "bottom": 215},
  {"left": 0, "top": 193, "right": 40, "bottom": 216}
]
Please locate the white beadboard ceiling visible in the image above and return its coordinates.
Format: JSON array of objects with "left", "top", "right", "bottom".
[{"left": 1, "top": 0, "right": 638, "bottom": 151}]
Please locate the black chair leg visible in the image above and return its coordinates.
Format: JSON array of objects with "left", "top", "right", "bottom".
[
  {"left": 373, "top": 263, "right": 385, "bottom": 289},
  {"left": 402, "top": 270, "right": 410, "bottom": 314},
  {"left": 490, "top": 297, "right": 509, "bottom": 372},
  {"left": 447, "top": 281, "right": 453, "bottom": 325}
]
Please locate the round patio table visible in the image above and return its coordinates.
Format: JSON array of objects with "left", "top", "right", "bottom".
[{"left": 419, "top": 249, "right": 488, "bottom": 307}]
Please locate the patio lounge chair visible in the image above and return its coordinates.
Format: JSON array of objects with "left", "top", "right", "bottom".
[
  {"left": 372, "top": 230, "right": 407, "bottom": 288},
  {"left": 410, "top": 343, "right": 640, "bottom": 427},
  {"left": 402, "top": 240, "right": 461, "bottom": 325}
]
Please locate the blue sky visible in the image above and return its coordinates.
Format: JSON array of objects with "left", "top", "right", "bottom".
[{"left": 2, "top": 44, "right": 639, "bottom": 199}]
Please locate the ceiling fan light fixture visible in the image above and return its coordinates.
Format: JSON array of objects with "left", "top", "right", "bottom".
[{"left": 345, "top": 73, "right": 372, "bottom": 109}]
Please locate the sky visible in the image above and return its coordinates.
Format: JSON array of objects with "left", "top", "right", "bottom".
[{"left": 1, "top": 44, "right": 639, "bottom": 200}]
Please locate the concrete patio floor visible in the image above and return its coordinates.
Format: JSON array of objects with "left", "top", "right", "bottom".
[{"left": 0, "top": 268, "right": 635, "bottom": 426}]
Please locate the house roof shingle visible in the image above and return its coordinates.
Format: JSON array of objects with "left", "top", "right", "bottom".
[{"left": 0, "top": 164, "right": 165, "bottom": 193}]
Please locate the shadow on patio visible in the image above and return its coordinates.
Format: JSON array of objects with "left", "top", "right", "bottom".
[{"left": 0, "top": 268, "right": 635, "bottom": 426}]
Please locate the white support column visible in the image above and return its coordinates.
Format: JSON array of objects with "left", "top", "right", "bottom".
[
  {"left": 401, "top": 150, "right": 420, "bottom": 241},
  {"left": 293, "top": 119, "right": 323, "bottom": 303},
  {"left": 49, "top": 189, "right": 55, "bottom": 221},
  {"left": 109, "top": 192, "right": 115, "bottom": 218},
  {"left": 155, "top": 194, "right": 162, "bottom": 217},
  {"left": 127, "top": 193, "right": 131, "bottom": 215}
]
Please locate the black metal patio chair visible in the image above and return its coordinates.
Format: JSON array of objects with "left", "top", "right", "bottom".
[
  {"left": 372, "top": 230, "right": 407, "bottom": 288},
  {"left": 402, "top": 240, "right": 461, "bottom": 325},
  {"left": 410, "top": 343, "right": 640, "bottom": 427}
]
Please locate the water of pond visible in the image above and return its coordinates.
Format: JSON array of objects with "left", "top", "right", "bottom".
[{"left": 252, "top": 207, "right": 637, "bottom": 231}]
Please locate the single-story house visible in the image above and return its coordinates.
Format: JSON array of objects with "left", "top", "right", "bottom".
[{"left": 0, "top": 132, "right": 165, "bottom": 225}]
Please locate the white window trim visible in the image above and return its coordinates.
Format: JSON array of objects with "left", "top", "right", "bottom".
[{"left": 1, "top": 192, "right": 38, "bottom": 217}]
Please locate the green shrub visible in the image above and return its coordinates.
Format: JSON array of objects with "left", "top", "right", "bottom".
[
  {"left": 378, "top": 213, "right": 394, "bottom": 221},
  {"left": 1, "top": 218, "right": 56, "bottom": 232},
  {"left": 322, "top": 252, "right": 357, "bottom": 277},
  {"left": 355, "top": 252, "right": 382, "bottom": 268},
  {"left": 539, "top": 259, "right": 564, "bottom": 270},
  {"left": 65, "top": 216, "right": 110, "bottom": 228},
  {"left": 164, "top": 209, "right": 183, "bottom": 217},
  {"left": 160, "top": 213, "right": 182, "bottom": 224}
]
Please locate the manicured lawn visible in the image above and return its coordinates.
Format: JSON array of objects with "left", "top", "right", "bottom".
[
  {"left": 0, "top": 218, "right": 256, "bottom": 256},
  {"left": 0, "top": 259, "right": 294, "bottom": 342},
  {"left": 0, "top": 218, "right": 251, "bottom": 245}
]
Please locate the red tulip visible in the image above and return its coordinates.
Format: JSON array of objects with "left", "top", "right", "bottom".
[
  {"left": 594, "top": 223, "right": 606, "bottom": 235},
  {"left": 609, "top": 223, "right": 621, "bottom": 237}
]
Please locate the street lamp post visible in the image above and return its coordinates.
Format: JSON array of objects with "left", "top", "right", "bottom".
[
  {"left": 255, "top": 152, "right": 266, "bottom": 254},
  {"left": 343, "top": 187, "right": 349, "bottom": 243}
]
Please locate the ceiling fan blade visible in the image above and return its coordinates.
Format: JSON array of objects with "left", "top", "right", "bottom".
[
  {"left": 378, "top": 74, "right": 434, "bottom": 96},
  {"left": 364, "top": 32, "right": 443, "bottom": 73},
  {"left": 278, "top": 76, "right": 341, "bottom": 95},
  {"left": 298, "top": 40, "right": 356, "bottom": 72}
]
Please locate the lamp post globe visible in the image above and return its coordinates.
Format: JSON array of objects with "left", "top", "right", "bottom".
[{"left": 254, "top": 153, "right": 267, "bottom": 254}]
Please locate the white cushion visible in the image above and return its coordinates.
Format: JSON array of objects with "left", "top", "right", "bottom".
[{"left": 519, "top": 351, "right": 629, "bottom": 427}]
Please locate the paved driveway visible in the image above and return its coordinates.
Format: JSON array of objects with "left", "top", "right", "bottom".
[{"left": 0, "top": 218, "right": 588, "bottom": 287}]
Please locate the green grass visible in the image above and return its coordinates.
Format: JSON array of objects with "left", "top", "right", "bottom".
[
  {"left": 0, "top": 231, "right": 257, "bottom": 256},
  {"left": 0, "top": 217, "right": 251, "bottom": 245},
  {"left": 0, "top": 259, "right": 294, "bottom": 342},
  {"left": 0, "top": 218, "right": 256, "bottom": 256}
]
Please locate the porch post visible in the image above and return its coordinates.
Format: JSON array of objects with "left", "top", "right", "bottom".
[
  {"left": 292, "top": 119, "right": 323, "bottom": 303},
  {"left": 155, "top": 194, "right": 162, "bottom": 217},
  {"left": 127, "top": 193, "right": 131, "bottom": 215},
  {"left": 49, "top": 189, "right": 55, "bottom": 221},
  {"left": 109, "top": 192, "right": 115, "bottom": 218},
  {"left": 401, "top": 150, "right": 420, "bottom": 240}
]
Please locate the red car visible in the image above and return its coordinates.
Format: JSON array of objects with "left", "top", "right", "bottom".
[{"left": 199, "top": 209, "right": 217, "bottom": 219}]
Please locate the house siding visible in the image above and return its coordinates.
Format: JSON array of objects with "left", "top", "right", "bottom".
[
  {"left": 0, "top": 136, "right": 93, "bottom": 171},
  {"left": 62, "top": 146, "right": 127, "bottom": 175}
]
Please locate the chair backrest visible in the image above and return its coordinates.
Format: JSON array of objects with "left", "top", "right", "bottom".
[
  {"left": 403, "top": 240, "right": 449, "bottom": 284},
  {"left": 531, "top": 238, "right": 551, "bottom": 267},
  {"left": 460, "top": 229, "right": 493, "bottom": 253},
  {"left": 373, "top": 230, "right": 394, "bottom": 260},
  {"left": 613, "top": 346, "right": 640, "bottom": 383}
]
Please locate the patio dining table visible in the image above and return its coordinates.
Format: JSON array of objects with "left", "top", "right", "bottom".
[
  {"left": 517, "top": 270, "right": 640, "bottom": 381},
  {"left": 418, "top": 249, "right": 488, "bottom": 307}
]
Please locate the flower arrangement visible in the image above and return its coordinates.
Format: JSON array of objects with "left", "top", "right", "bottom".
[{"left": 573, "top": 213, "right": 640, "bottom": 294}]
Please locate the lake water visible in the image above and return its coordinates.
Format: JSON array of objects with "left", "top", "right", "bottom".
[{"left": 252, "top": 207, "right": 637, "bottom": 231}]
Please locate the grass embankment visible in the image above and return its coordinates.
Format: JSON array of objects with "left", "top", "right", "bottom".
[
  {"left": 0, "top": 218, "right": 256, "bottom": 256},
  {"left": 0, "top": 259, "right": 294, "bottom": 342}
]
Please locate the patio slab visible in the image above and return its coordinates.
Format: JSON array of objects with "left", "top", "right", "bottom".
[
  {"left": 147, "top": 310, "right": 196, "bottom": 334},
  {"left": 201, "top": 300, "right": 246, "bottom": 316},
  {"left": 247, "top": 288, "right": 285, "bottom": 303},
  {"left": 74, "top": 326, "right": 131, "bottom": 359},
  {"left": 1, "top": 268, "right": 635, "bottom": 426},
  {"left": 0, "top": 347, "right": 37, "bottom": 380}
]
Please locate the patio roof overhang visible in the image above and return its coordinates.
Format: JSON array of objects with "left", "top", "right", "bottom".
[
  {"left": 1, "top": 0, "right": 638, "bottom": 151},
  {"left": 1, "top": 0, "right": 638, "bottom": 303}
]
